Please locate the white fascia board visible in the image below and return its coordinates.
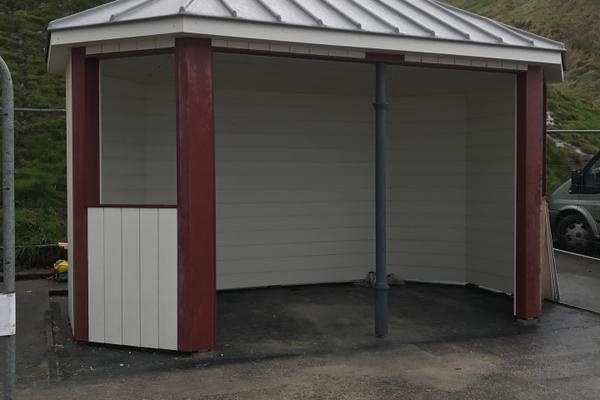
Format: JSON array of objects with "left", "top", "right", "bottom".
[
  {"left": 47, "top": 18, "right": 183, "bottom": 74},
  {"left": 0, "top": 293, "right": 16, "bottom": 336},
  {"left": 47, "top": 16, "right": 564, "bottom": 81}
]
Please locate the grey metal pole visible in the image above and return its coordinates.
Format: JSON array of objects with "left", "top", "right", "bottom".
[
  {"left": 0, "top": 55, "right": 16, "bottom": 399},
  {"left": 374, "top": 62, "right": 389, "bottom": 338}
]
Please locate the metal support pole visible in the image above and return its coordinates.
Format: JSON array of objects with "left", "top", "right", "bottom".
[
  {"left": 374, "top": 62, "right": 389, "bottom": 338},
  {"left": 0, "top": 55, "right": 16, "bottom": 399}
]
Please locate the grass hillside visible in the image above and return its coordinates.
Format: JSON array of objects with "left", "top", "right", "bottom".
[
  {"left": 445, "top": 0, "right": 600, "bottom": 191},
  {"left": 0, "top": 0, "right": 599, "bottom": 267}
]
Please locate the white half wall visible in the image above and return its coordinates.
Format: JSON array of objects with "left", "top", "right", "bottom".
[
  {"left": 100, "top": 55, "right": 176, "bottom": 205},
  {"left": 87, "top": 207, "right": 178, "bottom": 350}
]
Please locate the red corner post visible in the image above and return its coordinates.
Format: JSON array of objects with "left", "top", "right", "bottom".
[
  {"left": 515, "top": 66, "right": 544, "bottom": 320},
  {"left": 175, "top": 38, "right": 216, "bottom": 351},
  {"left": 71, "top": 48, "right": 100, "bottom": 341}
]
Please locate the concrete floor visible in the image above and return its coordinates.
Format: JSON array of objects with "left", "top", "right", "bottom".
[
  {"left": 556, "top": 250, "right": 600, "bottom": 312},
  {"left": 7, "top": 279, "right": 600, "bottom": 399}
]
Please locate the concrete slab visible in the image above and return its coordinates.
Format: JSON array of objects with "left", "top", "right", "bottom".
[
  {"left": 556, "top": 250, "right": 600, "bottom": 312},
  {"left": 8, "top": 280, "right": 600, "bottom": 399}
]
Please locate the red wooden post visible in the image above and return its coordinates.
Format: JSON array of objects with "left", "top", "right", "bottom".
[
  {"left": 175, "top": 38, "right": 216, "bottom": 351},
  {"left": 515, "top": 66, "right": 544, "bottom": 320},
  {"left": 71, "top": 48, "right": 100, "bottom": 340}
]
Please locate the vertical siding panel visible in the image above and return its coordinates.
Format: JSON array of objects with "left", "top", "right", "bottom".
[
  {"left": 140, "top": 209, "right": 159, "bottom": 348},
  {"left": 88, "top": 208, "right": 105, "bottom": 342},
  {"left": 103, "top": 208, "right": 123, "bottom": 344},
  {"left": 121, "top": 209, "right": 141, "bottom": 347},
  {"left": 158, "top": 209, "right": 178, "bottom": 350}
]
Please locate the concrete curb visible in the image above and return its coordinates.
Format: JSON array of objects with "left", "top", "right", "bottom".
[{"left": 0, "top": 270, "right": 54, "bottom": 282}]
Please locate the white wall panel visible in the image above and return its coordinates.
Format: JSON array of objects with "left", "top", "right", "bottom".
[
  {"left": 139, "top": 209, "right": 160, "bottom": 349},
  {"left": 87, "top": 208, "right": 105, "bottom": 342},
  {"left": 214, "top": 54, "right": 516, "bottom": 291},
  {"left": 103, "top": 208, "right": 123, "bottom": 344},
  {"left": 465, "top": 78, "right": 516, "bottom": 293},
  {"left": 158, "top": 208, "right": 178, "bottom": 350},
  {"left": 87, "top": 207, "right": 177, "bottom": 349},
  {"left": 121, "top": 208, "right": 141, "bottom": 347},
  {"left": 214, "top": 54, "right": 375, "bottom": 289},
  {"left": 100, "top": 55, "right": 176, "bottom": 205},
  {"left": 387, "top": 93, "right": 467, "bottom": 283}
]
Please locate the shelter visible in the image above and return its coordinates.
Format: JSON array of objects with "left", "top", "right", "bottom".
[{"left": 46, "top": 0, "right": 565, "bottom": 352}]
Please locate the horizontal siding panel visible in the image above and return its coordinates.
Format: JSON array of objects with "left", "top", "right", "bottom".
[
  {"left": 218, "top": 227, "right": 373, "bottom": 246},
  {"left": 218, "top": 266, "right": 370, "bottom": 290},
  {"left": 101, "top": 56, "right": 176, "bottom": 205},
  {"left": 388, "top": 265, "right": 466, "bottom": 284},
  {"left": 216, "top": 134, "right": 372, "bottom": 149},
  {"left": 217, "top": 175, "right": 374, "bottom": 189},
  {"left": 217, "top": 241, "right": 375, "bottom": 261},
  {"left": 465, "top": 85, "right": 515, "bottom": 293},
  {"left": 389, "top": 240, "right": 466, "bottom": 256},
  {"left": 215, "top": 59, "right": 376, "bottom": 289},
  {"left": 217, "top": 202, "right": 372, "bottom": 218},
  {"left": 217, "top": 162, "right": 374, "bottom": 176},
  {"left": 388, "top": 91, "right": 466, "bottom": 285},
  {"left": 218, "top": 253, "right": 373, "bottom": 275},
  {"left": 217, "top": 188, "right": 374, "bottom": 203},
  {"left": 388, "top": 254, "right": 467, "bottom": 269},
  {"left": 218, "top": 214, "right": 373, "bottom": 231}
]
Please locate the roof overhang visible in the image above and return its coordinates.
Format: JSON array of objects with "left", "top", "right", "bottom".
[{"left": 47, "top": 15, "right": 565, "bottom": 82}]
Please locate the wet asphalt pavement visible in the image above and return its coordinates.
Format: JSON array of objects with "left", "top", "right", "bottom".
[{"left": 6, "top": 278, "right": 600, "bottom": 399}]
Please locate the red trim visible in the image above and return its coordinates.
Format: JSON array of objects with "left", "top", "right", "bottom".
[
  {"left": 86, "top": 58, "right": 100, "bottom": 205},
  {"left": 72, "top": 49, "right": 100, "bottom": 341},
  {"left": 543, "top": 83, "right": 548, "bottom": 197},
  {"left": 90, "top": 204, "right": 177, "bottom": 209},
  {"left": 399, "top": 60, "right": 519, "bottom": 75},
  {"left": 86, "top": 47, "right": 174, "bottom": 60},
  {"left": 214, "top": 47, "right": 370, "bottom": 64},
  {"left": 176, "top": 38, "right": 216, "bottom": 351},
  {"left": 214, "top": 48, "right": 519, "bottom": 76},
  {"left": 365, "top": 52, "right": 405, "bottom": 64},
  {"left": 515, "top": 67, "right": 544, "bottom": 320}
]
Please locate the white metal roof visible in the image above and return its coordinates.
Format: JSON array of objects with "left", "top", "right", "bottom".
[
  {"left": 47, "top": 0, "right": 566, "bottom": 80},
  {"left": 49, "top": 0, "right": 564, "bottom": 51}
]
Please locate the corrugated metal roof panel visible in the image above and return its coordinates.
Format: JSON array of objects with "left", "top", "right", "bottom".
[{"left": 47, "top": 0, "right": 565, "bottom": 51}]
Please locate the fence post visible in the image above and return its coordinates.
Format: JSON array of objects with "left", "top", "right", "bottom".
[{"left": 1, "top": 54, "right": 16, "bottom": 399}]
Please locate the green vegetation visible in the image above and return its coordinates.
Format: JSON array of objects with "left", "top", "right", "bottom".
[
  {"left": 1, "top": 0, "right": 102, "bottom": 268},
  {"left": 446, "top": 0, "right": 600, "bottom": 193},
  {"left": 0, "top": 0, "right": 599, "bottom": 268}
]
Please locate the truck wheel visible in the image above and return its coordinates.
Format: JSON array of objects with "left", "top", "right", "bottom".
[{"left": 557, "top": 214, "right": 593, "bottom": 254}]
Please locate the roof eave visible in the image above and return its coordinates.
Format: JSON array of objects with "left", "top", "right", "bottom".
[{"left": 47, "top": 15, "right": 565, "bottom": 82}]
